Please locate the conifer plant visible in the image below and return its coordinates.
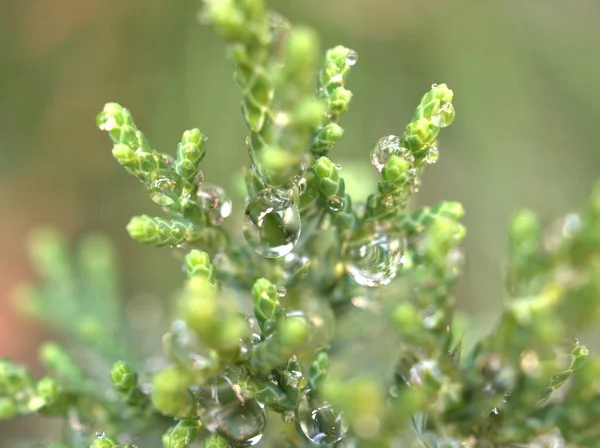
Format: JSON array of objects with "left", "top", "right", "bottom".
[{"left": 3, "top": 0, "right": 600, "bottom": 447}]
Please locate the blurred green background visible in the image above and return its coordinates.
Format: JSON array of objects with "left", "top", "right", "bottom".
[{"left": 1, "top": 0, "right": 599, "bottom": 444}]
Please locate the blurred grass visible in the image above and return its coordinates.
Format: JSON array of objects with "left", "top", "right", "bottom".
[{"left": 1, "top": 0, "right": 600, "bottom": 443}]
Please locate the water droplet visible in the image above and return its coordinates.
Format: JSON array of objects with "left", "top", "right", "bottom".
[
  {"left": 431, "top": 83, "right": 439, "bottom": 89},
  {"left": 147, "top": 170, "right": 183, "bottom": 206},
  {"left": 98, "top": 115, "right": 117, "bottom": 131},
  {"left": 280, "top": 252, "right": 311, "bottom": 286},
  {"left": 243, "top": 189, "right": 301, "bottom": 258},
  {"left": 403, "top": 153, "right": 415, "bottom": 165},
  {"left": 370, "top": 135, "right": 401, "bottom": 172},
  {"left": 334, "top": 163, "right": 343, "bottom": 170},
  {"left": 251, "top": 333, "right": 262, "bottom": 344},
  {"left": 345, "top": 234, "right": 404, "bottom": 287},
  {"left": 297, "top": 390, "right": 347, "bottom": 445},
  {"left": 433, "top": 103, "right": 455, "bottom": 128},
  {"left": 196, "top": 184, "right": 233, "bottom": 226},
  {"left": 388, "top": 385, "right": 399, "bottom": 398},
  {"left": 197, "top": 377, "right": 266, "bottom": 447},
  {"left": 282, "top": 410, "right": 295, "bottom": 423},
  {"left": 328, "top": 195, "right": 344, "bottom": 213},
  {"left": 408, "top": 360, "right": 441, "bottom": 388},
  {"left": 95, "top": 431, "right": 105, "bottom": 439},
  {"left": 277, "top": 286, "right": 287, "bottom": 299},
  {"left": 425, "top": 146, "right": 439, "bottom": 164},
  {"left": 345, "top": 50, "right": 358, "bottom": 66},
  {"left": 194, "top": 169, "right": 205, "bottom": 186}
]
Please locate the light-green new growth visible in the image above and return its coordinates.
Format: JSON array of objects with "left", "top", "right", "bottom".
[{"left": 3, "top": 0, "right": 600, "bottom": 447}]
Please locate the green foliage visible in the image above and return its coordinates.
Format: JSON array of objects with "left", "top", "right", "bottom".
[{"left": 4, "top": 0, "right": 600, "bottom": 447}]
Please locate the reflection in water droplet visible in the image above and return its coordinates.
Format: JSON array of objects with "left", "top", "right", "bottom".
[
  {"left": 370, "top": 135, "right": 401, "bottom": 172},
  {"left": 95, "top": 431, "right": 105, "bottom": 439},
  {"left": 196, "top": 184, "right": 233, "bottom": 226},
  {"left": 280, "top": 253, "right": 311, "bottom": 286},
  {"left": 345, "top": 50, "right": 358, "bottom": 67},
  {"left": 277, "top": 286, "right": 287, "bottom": 299},
  {"left": 345, "top": 235, "right": 404, "bottom": 287},
  {"left": 147, "top": 170, "right": 183, "bottom": 206},
  {"left": 425, "top": 146, "right": 439, "bottom": 164},
  {"left": 196, "top": 377, "right": 266, "bottom": 447},
  {"left": 328, "top": 195, "right": 344, "bottom": 213},
  {"left": 297, "top": 390, "right": 347, "bottom": 445},
  {"left": 243, "top": 189, "right": 301, "bottom": 258}
]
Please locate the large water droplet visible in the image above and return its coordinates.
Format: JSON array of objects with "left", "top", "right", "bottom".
[
  {"left": 147, "top": 170, "right": 183, "bottom": 206},
  {"left": 425, "top": 146, "right": 439, "bottom": 164},
  {"left": 243, "top": 189, "right": 301, "bottom": 258},
  {"left": 370, "top": 135, "right": 401, "bottom": 172},
  {"left": 345, "top": 234, "right": 404, "bottom": 287},
  {"left": 196, "top": 377, "right": 265, "bottom": 447},
  {"left": 297, "top": 389, "right": 347, "bottom": 445},
  {"left": 327, "top": 195, "right": 344, "bottom": 213},
  {"left": 196, "top": 184, "right": 233, "bottom": 226},
  {"left": 433, "top": 103, "right": 455, "bottom": 128}
]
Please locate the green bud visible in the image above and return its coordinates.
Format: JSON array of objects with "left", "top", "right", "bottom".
[
  {"left": 205, "top": 0, "right": 248, "bottom": 41},
  {"left": 164, "top": 418, "right": 203, "bottom": 448},
  {"left": 36, "top": 377, "right": 61, "bottom": 407},
  {"left": 282, "top": 27, "right": 320, "bottom": 75},
  {"left": 90, "top": 437, "right": 122, "bottom": 448},
  {"left": 151, "top": 366, "right": 195, "bottom": 418},
  {"left": 184, "top": 250, "right": 216, "bottom": 283},
  {"left": 251, "top": 278, "right": 282, "bottom": 335},
  {"left": 110, "top": 361, "right": 138, "bottom": 392},
  {"left": 204, "top": 433, "right": 230, "bottom": 448}
]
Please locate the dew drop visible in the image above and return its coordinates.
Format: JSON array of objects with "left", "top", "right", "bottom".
[
  {"left": 243, "top": 189, "right": 301, "bottom": 258},
  {"left": 529, "top": 429, "right": 565, "bottom": 448},
  {"left": 277, "top": 286, "right": 287, "bottom": 299},
  {"left": 297, "top": 389, "right": 347, "bottom": 445},
  {"left": 95, "top": 431, "right": 105, "bottom": 439},
  {"left": 327, "top": 195, "right": 345, "bottom": 213},
  {"left": 403, "top": 153, "right": 415, "bottom": 165},
  {"left": 147, "top": 170, "right": 183, "bottom": 206},
  {"left": 196, "top": 184, "right": 233, "bottom": 226},
  {"left": 562, "top": 213, "right": 581, "bottom": 237},
  {"left": 433, "top": 103, "right": 455, "bottom": 128},
  {"left": 334, "top": 163, "right": 343, "bottom": 170},
  {"left": 196, "top": 376, "right": 266, "bottom": 447},
  {"left": 425, "top": 146, "right": 439, "bottom": 164},
  {"left": 370, "top": 135, "right": 401, "bottom": 172},
  {"left": 345, "top": 234, "right": 404, "bottom": 287},
  {"left": 280, "top": 252, "right": 311, "bottom": 286},
  {"left": 345, "top": 50, "right": 358, "bottom": 67}
]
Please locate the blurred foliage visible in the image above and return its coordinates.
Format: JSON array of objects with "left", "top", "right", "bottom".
[{"left": 1, "top": 0, "right": 600, "bottom": 444}]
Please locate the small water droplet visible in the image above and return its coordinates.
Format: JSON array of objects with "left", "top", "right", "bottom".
[
  {"left": 267, "top": 374, "right": 278, "bottom": 385},
  {"left": 425, "top": 146, "right": 439, "bottom": 164},
  {"left": 147, "top": 170, "right": 183, "bottom": 206},
  {"left": 334, "top": 163, "right": 343, "bottom": 170},
  {"left": 345, "top": 50, "right": 358, "bottom": 67},
  {"left": 197, "top": 376, "right": 266, "bottom": 446},
  {"left": 431, "top": 83, "right": 439, "bottom": 89},
  {"left": 273, "top": 111, "right": 291, "bottom": 127},
  {"left": 297, "top": 389, "right": 347, "bottom": 445},
  {"left": 345, "top": 234, "right": 404, "bottom": 287},
  {"left": 280, "top": 252, "right": 311, "bottom": 286},
  {"left": 327, "top": 195, "right": 345, "bottom": 213},
  {"left": 404, "top": 153, "right": 415, "bottom": 165},
  {"left": 194, "top": 169, "right": 205, "bottom": 186},
  {"left": 98, "top": 115, "right": 117, "bottom": 131},
  {"left": 196, "top": 184, "right": 233, "bottom": 226},
  {"left": 251, "top": 333, "right": 262, "bottom": 344},
  {"left": 95, "top": 431, "right": 105, "bottom": 439},
  {"left": 277, "top": 286, "right": 287, "bottom": 299},
  {"left": 243, "top": 189, "right": 301, "bottom": 258},
  {"left": 528, "top": 430, "right": 565, "bottom": 448},
  {"left": 282, "top": 410, "right": 295, "bottom": 423},
  {"left": 370, "top": 135, "right": 401, "bottom": 172}
]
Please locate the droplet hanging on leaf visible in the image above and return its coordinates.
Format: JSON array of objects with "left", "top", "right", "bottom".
[
  {"left": 243, "top": 189, "right": 301, "bottom": 258},
  {"left": 425, "top": 146, "right": 439, "bottom": 164},
  {"left": 196, "top": 376, "right": 265, "bottom": 447},
  {"left": 370, "top": 135, "right": 402, "bottom": 172},
  {"left": 344, "top": 232, "right": 405, "bottom": 287},
  {"left": 296, "top": 389, "right": 347, "bottom": 445},
  {"left": 147, "top": 169, "right": 183, "bottom": 206},
  {"left": 196, "top": 184, "right": 233, "bottom": 226}
]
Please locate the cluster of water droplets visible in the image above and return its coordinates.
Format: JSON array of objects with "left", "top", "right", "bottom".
[
  {"left": 243, "top": 188, "right": 301, "bottom": 258},
  {"left": 196, "top": 376, "right": 266, "bottom": 447},
  {"left": 345, "top": 232, "right": 405, "bottom": 287},
  {"left": 296, "top": 389, "right": 348, "bottom": 445}
]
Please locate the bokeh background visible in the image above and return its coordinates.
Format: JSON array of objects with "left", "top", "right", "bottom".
[{"left": 1, "top": 0, "right": 600, "bottom": 444}]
